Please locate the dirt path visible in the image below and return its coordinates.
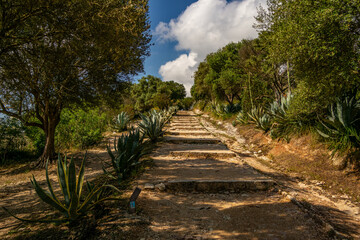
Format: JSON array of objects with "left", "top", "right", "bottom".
[
  {"left": 129, "top": 111, "right": 332, "bottom": 239},
  {"left": 197, "top": 112, "right": 360, "bottom": 239},
  {"left": 0, "top": 132, "right": 123, "bottom": 239}
]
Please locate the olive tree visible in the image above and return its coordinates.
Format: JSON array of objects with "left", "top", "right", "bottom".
[{"left": 0, "top": 0, "right": 151, "bottom": 166}]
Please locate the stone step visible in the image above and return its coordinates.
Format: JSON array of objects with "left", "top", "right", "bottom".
[
  {"left": 170, "top": 123, "right": 200, "bottom": 126},
  {"left": 166, "top": 131, "right": 211, "bottom": 136},
  {"left": 171, "top": 126, "right": 204, "bottom": 131},
  {"left": 170, "top": 149, "right": 236, "bottom": 159},
  {"left": 164, "top": 136, "right": 221, "bottom": 144},
  {"left": 171, "top": 121, "right": 198, "bottom": 124},
  {"left": 144, "top": 179, "right": 276, "bottom": 193}
]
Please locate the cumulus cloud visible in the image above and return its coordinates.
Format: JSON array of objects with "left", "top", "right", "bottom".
[
  {"left": 156, "top": 0, "right": 266, "bottom": 95},
  {"left": 159, "top": 52, "right": 198, "bottom": 94}
]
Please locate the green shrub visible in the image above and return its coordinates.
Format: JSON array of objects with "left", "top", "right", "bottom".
[
  {"left": 3, "top": 154, "right": 120, "bottom": 224},
  {"left": 0, "top": 117, "right": 30, "bottom": 164},
  {"left": 177, "top": 97, "right": 194, "bottom": 110},
  {"left": 105, "top": 129, "right": 146, "bottom": 182},
  {"left": 55, "top": 108, "right": 108, "bottom": 150},
  {"left": 317, "top": 96, "right": 360, "bottom": 154},
  {"left": 113, "top": 112, "right": 130, "bottom": 132},
  {"left": 25, "top": 126, "right": 45, "bottom": 155}
]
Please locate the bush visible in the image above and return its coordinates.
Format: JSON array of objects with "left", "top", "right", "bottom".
[
  {"left": 177, "top": 97, "right": 194, "bottom": 110},
  {"left": 25, "top": 126, "right": 45, "bottom": 155},
  {"left": 0, "top": 117, "right": 31, "bottom": 164},
  {"left": 55, "top": 108, "right": 109, "bottom": 150}
]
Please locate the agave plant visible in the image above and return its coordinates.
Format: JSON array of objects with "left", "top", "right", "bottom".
[
  {"left": 247, "top": 106, "right": 272, "bottom": 132},
  {"left": 3, "top": 154, "right": 120, "bottom": 224},
  {"left": 317, "top": 96, "right": 360, "bottom": 153},
  {"left": 105, "top": 129, "right": 146, "bottom": 182},
  {"left": 114, "top": 112, "right": 130, "bottom": 132},
  {"left": 235, "top": 110, "right": 248, "bottom": 125},
  {"left": 138, "top": 111, "right": 166, "bottom": 142},
  {"left": 223, "top": 103, "right": 241, "bottom": 114}
]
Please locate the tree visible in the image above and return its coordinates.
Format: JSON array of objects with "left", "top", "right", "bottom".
[
  {"left": 131, "top": 75, "right": 186, "bottom": 111},
  {"left": 255, "top": 0, "right": 360, "bottom": 114},
  {"left": 0, "top": 0, "right": 151, "bottom": 166}
]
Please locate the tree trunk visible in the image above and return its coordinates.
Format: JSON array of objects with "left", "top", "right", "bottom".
[{"left": 37, "top": 118, "right": 58, "bottom": 167}]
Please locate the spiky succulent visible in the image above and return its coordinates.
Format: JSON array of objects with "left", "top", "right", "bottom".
[
  {"left": 138, "top": 111, "right": 166, "bottom": 142},
  {"left": 105, "top": 129, "right": 146, "bottom": 182},
  {"left": 114, "top": 112, "right": 130, "bottom": 132},
  {"left": 317, "top": 96, "right": 360, "bottom": 153},
  {"left": 3, "top": 154, "right": 120, "bottom": 224}
]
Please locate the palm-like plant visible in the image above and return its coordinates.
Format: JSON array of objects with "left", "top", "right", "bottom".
[
  {"left": 317, "top": 97, "right": 360, "bottom": 153},
  {"left": 114, "top": 112, "right": 130, "bottom": 132},
  {"left": 3, "top": 154, "right": 120, "bottom": 224},
  {"left": 105, "top": 129, "right": 146, "bottom": 182}
]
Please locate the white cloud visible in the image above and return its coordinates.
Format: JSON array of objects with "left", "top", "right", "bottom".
[
  {"left": 159, "top": 52, "right": 198, "bottom": 94},
  {"left": 156, "top": 0, "right": 266, "bottom": 95}
]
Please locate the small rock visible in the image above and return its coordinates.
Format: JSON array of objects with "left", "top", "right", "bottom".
[
  {"left": 155, "top": 183, "right": 166, "bottom": 191},
  {"left": 144, "top": 183, "right": 155, "bottom": 190},
  {"left": 241, "top": 194, "right": 249, "bottom": 197}
]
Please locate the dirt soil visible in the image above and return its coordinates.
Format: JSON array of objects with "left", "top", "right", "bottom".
[
  {"left": 197, "top": 110, "right": 360, "bottom": 239},
  {"left": 112, "top": 111, "right": 341, "bottom": 239},
  {"left": 1, "top": 111, "right": 360, "bottom": 239}
]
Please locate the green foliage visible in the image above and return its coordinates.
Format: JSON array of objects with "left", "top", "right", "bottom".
[
  {"left": 0, "top": 117, "right": 28, "bottom": 163},
  {"left": 317, "top": 97, "right": 360, "bottom": 153},
  {"left": 211, "top": 102, "right": 242, "bottom": 118},
  {"left": 235, "top": 111, "right": 249, "bottom": 125},
  {"left": 255, "top": 0, "right": 360, "bottom": 114},
  {"left": 105, "top": 129, "right": 145, "bottom": 182},
  {"left": 131, "top": 75, "right": 186, "bottom": 112},
  {"left": 0, "top": 0, "right": 151, "bottom": 162},
  {"left": 138, "top": 110, "right": 167, "bottom": 142},
  {"left": 3, "top": 154, "right": 120, "bottom": 224},
  {"left": 55, "top": 108, "right": 108, "bottom": 150},
  {"left": 24, "top": 126, "right": 45, "bottom": 155},
  {"left": 247, "top": 107, "right": 272, "bottom": 132},
  {"left": 177, "top": 97, "right": 194, "bottom": 110},
  {"left": 113, "top": 112, "right": 130, "bottom": 132}
]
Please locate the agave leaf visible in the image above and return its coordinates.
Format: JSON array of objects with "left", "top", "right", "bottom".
[
  {"left": 68, "top": 190, "right": 79, "bottom": 220},
  {"left": 57, "top": 155, "right": 70, "bottom": 207},
  {"left": 31, "top": 176, "right": 67, "bottom": 214},
  {"left": 45, "top": 159, "right": 61, "bottom": 205},
  {"left": 2, "top": 207, "right": 68, "bottom": 224},
  {"left": 76, "top": 154, "right": 86, "bottom": 197},
  {"left": 68, "top": 157, "right": 76, "bottom": 200}
]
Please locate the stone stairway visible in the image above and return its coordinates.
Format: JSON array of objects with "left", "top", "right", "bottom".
[
  {"left": 134, "top": 111, "right": 326, "bottom": 239},
  {"left": 139, "top": 111, "right": 275, "bottom": 192}
]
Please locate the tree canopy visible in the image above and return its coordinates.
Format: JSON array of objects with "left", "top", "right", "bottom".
[
  {"left": 131, "top": 75, "right": 186, "bottom": 112},
  {"left": 0, "top": 0, "right": 151, "bottom": 165}
]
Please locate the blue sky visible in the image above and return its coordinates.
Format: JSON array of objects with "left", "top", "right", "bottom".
[
  {"left": 139, "top": 0, "right": 198, "bottom": 79},
  {"left": 139, "top": 0, "right": 266, "bottom": 94}
]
